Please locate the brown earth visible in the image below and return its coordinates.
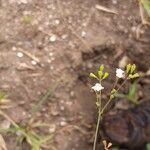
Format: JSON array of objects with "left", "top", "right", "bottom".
[{"left": 0, "top": 0, "right": 150, "bottom": 150}]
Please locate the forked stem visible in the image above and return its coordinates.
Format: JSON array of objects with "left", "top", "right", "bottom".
[{"left": 93, "top": 78, "right": 128, "bottom": 150}]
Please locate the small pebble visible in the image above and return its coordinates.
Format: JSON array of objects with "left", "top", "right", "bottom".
[
  {"left": 119, "top": 56, "right": 129, "bottom": 68},
  {"left": 17, "top": 52, "right": 24, "bottom": 58},
  {"left": 0, "top": 120, "right": 11, "bottom": 129},
  {"left": 70, "top": 91, "right": 75, "bottom": 98},
  {"left": 55, "top": 19, "right": 60, "bottom": 25},
  {"left": 61, "top": 34, "right": 68, "bottom": 40},
  {"left": 47, "top": 59, "right": 52, "bottom": 63},
  {"left": 66, "top": 101, "right": 73, "bottom": 106},
  {"left": 49, "top": 35, "right": 57, "bottom": 42},
  {"left": 81, "top": 31, "right": 86, "bottom": 38},
  {"left": 146, "top": 69, "right": 150, "bottom": 75},
  {"left": 31, "top": 60, "right": 37, "bottom": 65},
  {"left": 51, "top": 57, "right": 55, "bottom": 61},
  {"left": 51, "top": 109, "right": 59, "bottom": 116},
  {"left": 49, "top": 52, "right": 53, "bottom": 56},
  {"left": 49, "top": 124, "right": 56, "bottom": 133},
  {"left": 112, "top": 0, "right": 117, "bottom": 4},
  {"left": 23, "top": 111, "right": 26, "bottom": 116},
  {"left": 50, "top": 66, "right": 54, "bottom": 70},
  {"left": 60, "top": 121, "right": 67, "bottom": 127},
  {"left": 60, "top": 106, "right": 65, "bottom": 111},
  {"left": 18, "top": 0, "right": 28, "bottom": 4},
  {"left": 12, "top": 46, "right": 17, "bottom": 51}
]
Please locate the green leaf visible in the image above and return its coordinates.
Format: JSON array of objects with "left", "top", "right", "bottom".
[
  {"left": 0, "top": 127, "right": 19, "bottom": 134},
  {"left": 102, "top": 72, "right": 109, "bottom": 79},
  {"left": 89, "top": 73, "right": 97, "bottom": 79},
  {"left": 133, "top": 73, "right": 140, "bottom": 78},
  {"left": 111, "top": 89, "right": 117, "bottom": 94},
  {"left": 126, "top": 64, "right": 131, "bottom": 74},
  {"left": 22, "top": 15, "right": 33, "bottom": 24},
  {"left": 114, "top": 93, "right": 126, "bottom": 98},
  {"left": 99, "top": 65, "right": 104, "bottom": 72},
  {"left": 0, "top": 92, "right": 7, "bottom": 102},
  {"left": 110, "top": 95, "right": 115, "bottom": 99},
  {"left": 147, "top": 143, "right": 150, "bottom": 150},
  {"left": 129, "top": 73, "right": 139, "bottom": 79},
  {"left": 98, "top": 71, "right": 103, "bottom": 79},
  {"left": 127, "top": 82, "right": 138, "bottom": 104},
  {"left": 130, "top": 64, "right": 136, "bottom": 73},
  {"left": 141, "top": 0, "right": 150, "bottom": 16}
]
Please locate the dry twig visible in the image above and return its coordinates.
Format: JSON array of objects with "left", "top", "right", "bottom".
[{"left": 95, "top": 4, "right": 118, "bottom": 14}]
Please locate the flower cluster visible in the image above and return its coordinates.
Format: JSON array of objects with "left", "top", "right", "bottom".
[
  {"left": 90, "top": 64, "right": 139, "bottom": 150},
  {"left": 116, "top": 68, "right": 125, "bottom": 78},
  {"left": 91, "top": 83, "right": 104, "bottom": 92},
  {"left": 90, "top": 64, "right": 139, "bottom": 92}
]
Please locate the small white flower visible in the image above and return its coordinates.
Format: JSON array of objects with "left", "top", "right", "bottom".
[
  {"left": 91, "top": 83, "right": 104, "bottom": 92},
  {"left": 116, "top": 68, "right": 125, "bottom": 78}
]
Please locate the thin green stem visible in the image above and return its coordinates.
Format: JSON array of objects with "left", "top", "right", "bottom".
[
  {"left": 93, "top": 110, "right": 102, "bottom": 150},
  {"left": 100, "top": 78, "right": 128, "bottom": 116},
  {"left": 93, "top": 81, "right": 102, "bottom": 150},
  {"left": 100, "top": 96, "right": 112, "bottom": 115},
  {"left": 112, "top": 78, "right": 119, "bottom": 90},
  {"left": 116, "top": 78, "right": 128, "bottom": 92},
  {"left": 93, "top": 77, "right": 127, "bottom": 150}
]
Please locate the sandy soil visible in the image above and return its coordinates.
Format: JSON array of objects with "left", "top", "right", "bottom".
[{"left": 0, "top": 0, "right": 150, "bottom": 149}]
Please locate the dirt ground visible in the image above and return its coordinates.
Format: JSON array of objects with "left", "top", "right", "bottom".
[{"left": 0, "top": 0, "right": 150, "bottom": 150}]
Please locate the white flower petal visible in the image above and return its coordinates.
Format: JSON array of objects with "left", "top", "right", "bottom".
[
  {"left": 116, "top": 68, "right": 125, "bottom": 78},
  {"left": 91, "top": 83, "right": 104, "bottom": 92}
]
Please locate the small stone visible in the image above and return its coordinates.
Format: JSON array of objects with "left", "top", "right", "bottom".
[
  {"left": 55, "top": 19, "right": 60, "bottom": 25},
  {"left": 87, "top": 62, "right": 93, "bottom": 69},
  {"left": 61, "top": 34, "right": 68, "bottom": 40},
  {"left": 49, "top": 35, "right": 57, "bottom": 42},
  {"left": 42, "top": 108, "right": 46, "bottom": 112},
  {"left": 19, "top": 101, "right": 25, "bottom": 105},
  {"left": 49, "top": 52, "right": 53, "bottom": 56},
  {"left": 49, "top": 124, "right": 56, "bottom": 133},
  {"left": 81, "top": 31, "right": 86, "bottom": 38},
  {"left": 119, "top": 56, "right": 129, "bottom": 68},
  {"left": 0, "top": 120, "right": 11, "bottom": 129},
  {"left": 146, "top": 69, "right": 150, "bottom": 75},
  {"left": 66, "top": 101, "right": 73, "bottom": 106},
  {"left": 23, "top": 112, "right": 26, "bottom": 116},
  {"left": 60, "top": 121, "right": 67, "bottom": 127},
  {"left": 82, "top": 22, "right": 87, "bottom": 27},
  {"left": 70, "top": 91, "right": 75, "bottom": 98},
  {"left": 112, "top": 0, "right": 117, "bottom": 4},
  {"left": 18, "top": 0, "right": 28, "bottom": 4},
  {"left": 17, "top": 52, "right": 24, "bottom": 58},
  {"left": 31, "top": 60, "right": 37, "bottom": 65},
  {"left": 38, "top": 26, "right": 43, "bottom": 31},
  {"left": 47, "top": 59, "right": 52, "bottom": 63},
  {"left": 60, "top": 106, "right": 65, "bottom": 111},
  {"left": 12, "top": 46, "right": 17, "bottom": 51},
  {"left": 50, "top": 66, "right": 54, "bottom": 70},
  {"left": 131, "top": 26, "right": 136, "bottom": 32},
  {"left": 51, "top": 57, "right": 55, "bottom": 61},
  {"left": 51, "top": 109, "right": 59, "bottom": 116}
]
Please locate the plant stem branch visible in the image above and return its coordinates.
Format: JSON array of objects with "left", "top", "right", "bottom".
[
  {"left": 93, "top": 80, "right": 102, "bottom": 150},
  {"left": 93, "top": 110, "right": 102, "bottom": 150}
]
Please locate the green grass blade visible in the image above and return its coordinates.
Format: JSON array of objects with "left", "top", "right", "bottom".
[
  {"left": 31, "top": 81, "right": 60, "bottom": 118},
  {"left": 147, "top": 143, "right": 150, "bottom": 150},
  {"left": 141, "top": 0, "right": 150, "bottom": 16}
]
